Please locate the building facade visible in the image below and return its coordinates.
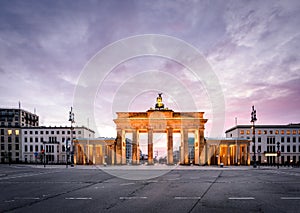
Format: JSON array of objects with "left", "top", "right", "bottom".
[
  {"left": 225, "top": 124, "right": 300, "bottom": 165},
  {"left": 21, "top": 126, "right": 95, "bottom": 164},
  {"left": 0, "top": 108, "right": 39, "bottom": 163}
]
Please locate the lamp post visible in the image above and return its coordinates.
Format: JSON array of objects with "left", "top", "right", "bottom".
[
  {"left": 251, "top": 106, "right": 257, "bottom": 168},
  {"left": 277, "top": 142, "right": 280, "bottom": 169},
  {"left": 69, "top": 107, "right": 75, "bottom": 167}
]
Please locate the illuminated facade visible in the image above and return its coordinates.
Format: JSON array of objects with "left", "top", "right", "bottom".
[
  {"left": 21, "top": 126, "right": 94, "bottom": 164},
  {"left": 114, "top": 94, "right": 208, "bottom": 165},
  {"left": 0, "top": 107, "right": 38, "bottom": 163},
  {"left": 225, "top": 124, "right": 300, "bottom": 165}
]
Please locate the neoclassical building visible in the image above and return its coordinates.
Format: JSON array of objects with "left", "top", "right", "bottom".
[{"left": 114, "top": 94, "right": 208, "bottom": 165}]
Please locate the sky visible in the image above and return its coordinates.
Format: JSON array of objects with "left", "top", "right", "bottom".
[{"left": 1, "top": 0, "right": 300, "bottom": 144}]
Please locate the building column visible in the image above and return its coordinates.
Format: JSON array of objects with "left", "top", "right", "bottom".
[
  {"left": 167, "top": 128, "right": 174, "bottom": 165},
  {"left": 181, "top": 129, "right": 189, "bottom": 165},
  {"left": 83, "top": 144, "right": 87, "bottom": 165},
  {"left": 217, "top": 146, "right": 221, "bottom": 165},
  {"left": 227, "top": 145, "right": 231, "bottom": 166},
  {"left": 148, "top": 128, "right": 153, "bottom": 165},
  {"left": 132, "top": 129, "right": 139, "bottom": 165},
  {"left": 199, "top": 128, "right": 206, "bottom": 165},
  {"left": 92, "top": 145, "right": 96, "bottom": 164},
  {"left": 116, "top": 128, "right": 125, "bottom": 165},
  {"left": 237, "top": 144, "right": 240, "bottom": 165},
  {"left": 194, "top": 130, "right": 199, "bottom": 165}
]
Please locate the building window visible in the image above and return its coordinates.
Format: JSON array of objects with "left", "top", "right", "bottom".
[
  {"left": 1, "top": 144, "right": 4, "bottom": 150},
  {"left": 293, "top": 137, "right": 296, "bottom": 143},
  {"left": 35, "top": 145, "right": 38, "bottom": 152},
  {"left": 78, "top": 131, "right": 81, "bottom": 134},
  {"left": 1, "top": 136, "right": 4, "bottom": 143},
  {"left": 30, "top": 137, "right": 33, "bottom": 143},
  {"left": 292, "top": 130, "right": 297, "bottom": 135},
  {"left": 46, "top": 131, "right": 49, "bottom": 134},
  {"left": 30, "top": 131, "right": 33, "bottom": 134},
  {"left": 269, "top": 130, "right": 273, "bottom": 134},
  {"left": 40, "top": 145, "right": 43, "bottom": 151},
  {"left": 24, "top": 131, "right": 27, "bottom": 134},
  {"left": 15, "top": 144, "right": 19, "bottom": 150},
  {"left": 258, "top": 145, "right": 261, "bottom": 152},
  {"left": 15, "top": 130, "right": 19, "bottom": 135},
  {"left": 293, "top": 145, "right": 296, "bottom": 152},
  {"left": 287, "top": 146, "right": 290, "bottom": 152},
  {"left": 7, "top": 129, "right": 12, "bottom": 135},
  {"left": 24, "top": 137, "right": 27, "bottom": 143},
  {"left": 15, "top": 136, "right": 19, "bottom": 143},
  {"left": 287, "top": 137, "right": 290, "bottom": 143},
  {"left": 67, "top": 131, "right": 70, "bottom": 134},
  {"left": 281, "top": 130, "right": 285, "bottom": 135},
  {"left": 281, "top": 145, "right": 285, "bottom": 152},
  {"left": 62, "top": 145, "right": 65, "bottom": 152},
  {"left": 1, "top": 129, "right": 4, "bottom": 135},
  {"left": 35, "top": 138, "right": 38, "bottom": 143},
  {"left": 51, "top": 131, "right": 54, "bottom": 134},
  {"left": 8, "top": 136, "right": 11, "bottom": 143},
  {"left": 286, "top": 130, "right": 290, "bottom": 135},
  {"left": 56, "top": 131, "right": 60, "bottom": 134},
  {"left": 62, "top": 131, "right": 65, "bottom": 134},
  {"left": 30, "top": 145, "right": 33, "bottom": 152},
  {"left": 257, "top": 130, "right": 261, "bottom": 135},
  {"left": 281, "top": 137, "right": 285, "bottom": 143},
  {"left": 40, "top": 131, "right": 44, "bottom": 134},
  {"left": 8, "top": 144, "right": 12, "bottom": 150},
  {"left": 41, "top": 137, "right": 44, "bottom": 142},
  {"left": 264, "top": 130, "right": 267, "bottom": 134},
  {"left": 246, "top": 130, "right": 250, "bottom": 135},
  {"left": 25, "top": 145, "right": 28, "bottom": 152},
  {"left": 258, "top": 137, "right": 261, "bottom": 143}
]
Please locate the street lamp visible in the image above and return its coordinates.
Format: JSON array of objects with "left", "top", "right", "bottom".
[
  {"left": 277, "top": 142, "right": 280, "bottom": 169},
  {"left": 251, "top": 105, "right": 257, "bottom": 168},
  {"left": 69, "top": 107, "right": 75, "bottom": 167}
]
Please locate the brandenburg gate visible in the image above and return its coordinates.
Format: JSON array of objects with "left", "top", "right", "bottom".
[{"left": 114, "top": 94, "right": 208, "bottom": 165}]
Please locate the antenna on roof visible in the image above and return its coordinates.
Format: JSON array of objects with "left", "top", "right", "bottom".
[
  {"left": 34, "top": 108, "right": 36, "bottom": 114},
  {"left": 18, "top": 101, "right": 21, "bottom": 109}
]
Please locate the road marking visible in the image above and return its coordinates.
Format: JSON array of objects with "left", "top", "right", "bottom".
[
  {"left": 119, "top": 197, "right": 147, "bottom": 200},
  {"left": 174, "top": 197, "right": 201, "bottom": 200},
  {"left": 65, "top": 197, "right": 92, "bottom": 200},
  {"left": 281, "top": 197, "right": 300, "bottom": 200},
  {"left": 167, "top": 178, "right": 181, "bottom": 181},
  {"left": 14, "top": 197, "right": 40, "bottom": 200},
  {"left": 146, "top": 180, "right": 158, "bottom": 183},
  {"left": 120, "top": 183, "right": 135, "bottom": 186},
  {"left": 228, "top": 197, "right": 255, "bottom": 200}
]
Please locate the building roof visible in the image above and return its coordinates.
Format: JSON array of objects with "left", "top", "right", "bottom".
[
  {"left": 21, "top": 126, "right": 95, "bottom": 133},
  {"left": 225, "top": 123, "right": 300, "bottom": 133}
]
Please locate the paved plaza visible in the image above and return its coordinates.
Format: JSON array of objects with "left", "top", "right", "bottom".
[{"left": 0, "top": 164, "right": 299, "bottom": 213}]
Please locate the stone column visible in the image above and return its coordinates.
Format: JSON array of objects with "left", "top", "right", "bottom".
[
  {"left": 199, "top": 128, "right": 206, "bottom": 165},
  {"left": 217, "top": 146, "right": 221, "bottom": 165},
  {"left": 167, "top": 128, "right": 174, "bottom": 165},
  {"left": 183, "top": 129, "right": 189, "bottom": 165},
  {"left": 132, "top": 129, "right": 139, "bottom": 165},
  {"left": 237, "top": 144, "right": 240, "bottom": 165},
  {"left": 194, "top": 130, "right": 199, "bottom": 164},
  {"left": 116, "top": 129, "right": 126, "bottom": 165},
  {"left": 227, "top": 145, "right": 231, "bottom": 166},
  {"left": 83, "top": 144, "right": 87, "bottom": 165},
  {"left": 92, "top": 145, "right": 96, "bottom": 164},
  {"left": 148, "top": 128, "right": 153, "bottom": 165}
]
